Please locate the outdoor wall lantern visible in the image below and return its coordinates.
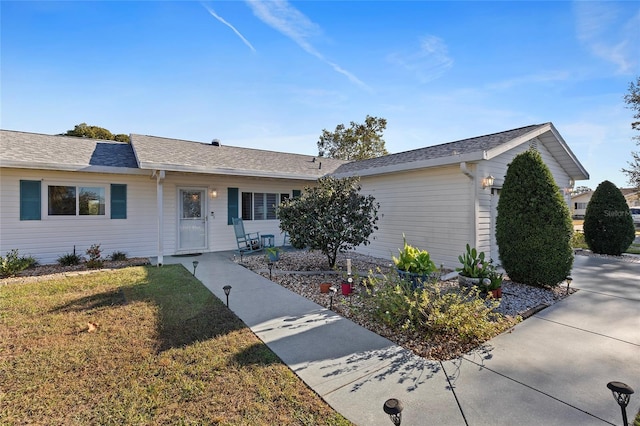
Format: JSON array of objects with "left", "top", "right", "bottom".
[
  {"left": 607, "top": 381, "right": 634, "bottom": 426},
  {"left": 223, "top": 285, "right": 232, "bottom": 308},
  {"left": 565, "top": 276, "right": 572, "bottom": 296},
  {"left": 482, "top": 175, "right": 495, "bottom": 189},
  {"left": 210, "top": 189, "right": 218, "bottom": 199},
  {"left": 383, "top": 398, "right": 404, "bottom": 426},
  {"left": 192, "top": 261, "right": 199, "bottom": 276}
]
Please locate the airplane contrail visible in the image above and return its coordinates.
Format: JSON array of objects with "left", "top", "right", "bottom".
[{"left": 201, "top": 2, "right": 256, "bottom": 52}]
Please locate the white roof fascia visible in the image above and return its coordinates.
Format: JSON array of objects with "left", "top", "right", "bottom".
[
  {"left": 0, "top": 161, "right": 148, "bottom": 175},
  {"left": 331, "top": 151, "right": 484, "bottom": 178},
  {"left": 547, "top": 123, "right": 590, "bottom": 180},
  {"left": 137, "top": 162, "right": 320, "bottom": 181},
  {"left": 484, "top": 123, "right": 552, "bottom": 159}
]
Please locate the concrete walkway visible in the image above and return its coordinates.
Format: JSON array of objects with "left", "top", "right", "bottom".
[{"left": 161, "top": 252, "right": 640, "bottom": 426}]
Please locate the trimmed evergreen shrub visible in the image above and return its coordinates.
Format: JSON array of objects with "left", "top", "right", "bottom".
[
  {"left": 496, "top": 149, "right": 573, "bottom": 286},
  {"left": 583, "top": 180, "right": 635, "bottom": 255}
]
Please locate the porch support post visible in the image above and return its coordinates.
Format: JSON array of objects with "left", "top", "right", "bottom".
[{"left": 154, "top": 170, "right": 166, "bottom": 266}]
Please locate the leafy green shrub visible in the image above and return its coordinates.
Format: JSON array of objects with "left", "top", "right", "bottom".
[
  {"left": 365, "top": 272, "right": 515, "bottom": 343},
  {"left": 392, "top": 235, "right": 436, "bottom": 275},
  {"left": 571, "top": 231, "right": 588, "bottom": 249},
  {"left": 0, "top": 249, "right": 37, "bottom": 277},
  {"left": 278, "top": 176, "right": 379, "bottom": 268},
  {"left": 85, "top": 244, "right": 103, "bottom": 269},
  {"left": 57, "top": 252, "right": 82, "bottom": 266},
  {"left": 496, "top": 149, "right": 573, "bottom": 286},
  {"left": 583, "top": 180, "right": 635, "bottom": 255},
  {"left": 110, "top": 251, "right": 128, "bottom": 261}
]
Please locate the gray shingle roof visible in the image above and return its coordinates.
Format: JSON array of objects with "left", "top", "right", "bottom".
[
  {"left": 0, "top": 130, "right": 138, "bottom": 169},
  {"left": 130, "top": 134, "right": 346, "bottom": 179},
  {"left": 333, "top": 124, "right": 547, "bottom": 175}
]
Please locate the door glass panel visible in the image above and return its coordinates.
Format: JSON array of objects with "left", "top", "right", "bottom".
[{"left": 179, "top": 190, "right": 206, "bottom": 249}]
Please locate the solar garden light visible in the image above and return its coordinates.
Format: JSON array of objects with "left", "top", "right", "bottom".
[
  {"left": 383, "top": 398, "right": 404, "bottom": 426},
  {"left": 607, "top": 381, "right": 634, "bottom": 426},
  {"left": 267, "top": 262, "right": 274, "bottom": 280},
  {"left": 565, "top": 276, "right": 573, "bottom": 296},
  {"left": 223, "top": 285, "right": 232, "bottom": 308},
  {"left": 329, "top": 286, "right": 337, "bottom": 310},
  {"left": 192, "top": 261, "right": 199, "bottom": 276}
]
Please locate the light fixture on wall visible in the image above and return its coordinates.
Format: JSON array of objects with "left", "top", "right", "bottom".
[
  {"left": 482, "top": 175, "right": 495, "bottom": 189},
  {"left": 210, "top": 189, "right": 218, "bottom": 199}
]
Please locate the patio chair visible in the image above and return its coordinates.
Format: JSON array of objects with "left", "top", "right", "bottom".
[{"left": 232, "top": 217, "right": 262, "bottom": 254}]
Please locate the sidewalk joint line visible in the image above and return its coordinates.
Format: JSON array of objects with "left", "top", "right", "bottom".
[
  {"left": 534, "top": 317, "right": 640, "bottom": 347},
  {"left": 462, "top": 357, "right": 616, "bottom": 425},
  {"left": 575, "top": 287, "right": 640, "bottom": 303},
  {"left": 440, "top": 361, "right": 469, "bottom": 426}
]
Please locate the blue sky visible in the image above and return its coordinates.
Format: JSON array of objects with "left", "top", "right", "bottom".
[{"left": 2, "top": 1, "right": 639, "bottom": 188}]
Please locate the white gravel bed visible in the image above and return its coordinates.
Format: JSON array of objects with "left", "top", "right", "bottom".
[{"left": 238, "top": 249, "right": 573, "bottom": 319}]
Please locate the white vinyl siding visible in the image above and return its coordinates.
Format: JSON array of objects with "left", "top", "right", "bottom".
[
  {"left": 353, "top": 165, "right": 474, "bottom": 269},
  {"left": 1, "top": 169, "right": 156, "bottom": 265}
]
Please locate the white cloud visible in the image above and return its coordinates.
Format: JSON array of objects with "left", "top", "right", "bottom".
[
  {"left": 573, "top": 1, "right": 640, "bottom": 74},
  {"left": 486, "top": 70, "right": 572, "bottom": 91},
  {"left": 387, "top": 35, "right": 453, "bottom": 83},
  {"left": 245, "top": 0, "right": 370, "bottom": 90},
  {"left": 201, "top": 2, "right": 256, "bottom": 52}
]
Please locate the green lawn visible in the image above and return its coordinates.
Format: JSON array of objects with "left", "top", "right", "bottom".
[{"left": 0, "top": 266, "right": 351, "bottom": 425}]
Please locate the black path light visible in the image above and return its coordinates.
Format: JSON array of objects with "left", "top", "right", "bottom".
[
  {"left": 565, "top": 276, "right": 573, "bottom": 296},
  {"left": 329, "top": 286, "right": 337, "bottom": 310},
  {"left": 192, "top": 260, "right": 199, "bottom": 276},
  {"left": 223, "top": 285, "right": 232, "bottom": 308},
  {"left": 267, "top": 262, "right": 274, "bottom": 280},
  {"left": 607, "top": 381, "right": 634, "bottom": 426},
  {"left": 383, "top": 398, "right": 404, "bottom": 426}
]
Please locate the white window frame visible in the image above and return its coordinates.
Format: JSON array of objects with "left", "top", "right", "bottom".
[{"left": 43, "top": 181, "right": 110, "bottom": 219}]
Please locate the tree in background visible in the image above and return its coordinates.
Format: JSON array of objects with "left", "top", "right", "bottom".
[
  {"left": 64, "top": 123, "right": 130, "bottom": 143},
  {"left": 496, "top": 149, "right": 573, "bottom": 286},
  {"left": 277, "top": 176, "right": 379, "bottom": 268},
  {"left": 572, "top": 185, "right": 592, "bottom": 195},
  {"left": 622, "top": 76, "right": 640, "bottom": 188},
  {"left": 583, "top": 180, "right": 635, "bottom": 256},
  {"left": 317, "top": 115, "right": 389, "bottom": 160}
]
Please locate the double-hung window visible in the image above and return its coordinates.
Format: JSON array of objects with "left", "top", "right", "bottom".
[{"left": 241, "top": 192, "right": 280, "bottom": 221}]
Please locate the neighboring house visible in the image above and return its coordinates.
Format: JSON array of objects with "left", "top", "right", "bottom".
[
  {"left": 571, "top": 190, "right": 592, "bottom": 219},
  {"left": 332, "top": 122, "right": 589, "bottom": 267},
  {"left": 571, "top": 188, "right": 640, "bottom": 219},
  {"left": 0, "top": 130, "right": 345, "bottom": 265},
  {"left": 1, "top": 122, "right": 589, "bottom": 269}
]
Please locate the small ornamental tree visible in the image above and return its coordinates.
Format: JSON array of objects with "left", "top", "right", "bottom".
[
  {"left": 496, "top": 149, "right": 573, "bottom": 286},
  {"left": 278, "top": 176, "right": 379, "bottom": 268},
  {"left": 583, "top": 180, "right": 635, "bottom": 255}
]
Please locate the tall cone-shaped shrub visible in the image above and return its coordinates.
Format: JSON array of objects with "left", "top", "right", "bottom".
[
  {"left": 496, "top": 149, "right": 573, "bottom": 286},
  {"left": 583, "top": 180, "right": 635, "bottom": 255}
]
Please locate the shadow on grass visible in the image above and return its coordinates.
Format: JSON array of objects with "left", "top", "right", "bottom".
[{"left": 48, "top": 265, "right": 247, "bottom": 353}]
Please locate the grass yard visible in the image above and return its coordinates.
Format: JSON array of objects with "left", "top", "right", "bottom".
[{"left": 0, "top": 266, "right": 351, "bottom": 425}]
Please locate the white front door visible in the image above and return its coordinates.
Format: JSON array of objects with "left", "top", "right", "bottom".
[
  {"left": 178, "top": 189, "right": 207, "bottom": 251},
  {"left": 490, "top": 188, "right": 501, "bottom": 263}
]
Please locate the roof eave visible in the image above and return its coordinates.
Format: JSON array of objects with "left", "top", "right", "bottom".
[
  {"left": 0, "top": 161, "right": 146, "bottom": 175},
  {"left": 331, "top": 152, "right": 484, "bottom": 178},
  {"left": 138, "top": 162, "right": 323, "bottom": 180}
]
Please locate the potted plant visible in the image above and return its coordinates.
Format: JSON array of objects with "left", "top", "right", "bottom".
[
  {"left": 392, "top": 236, "right": 437, "bottom": 289},
  {"left": 456, "top": 244, "right": 488, "bottom": 287},
  {"left": 265, "top": 247, "right": 281, "bottom": 262},
  {"left": 482, "top": 267, "right": 503, "bottom": 298},
  {"left": 319, "top": 282, "right": 332, "bottom": 293}
]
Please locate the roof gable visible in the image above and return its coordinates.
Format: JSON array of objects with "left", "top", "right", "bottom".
[{"left": 333, "top": 123, "right": 589, "bottom": 181}]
